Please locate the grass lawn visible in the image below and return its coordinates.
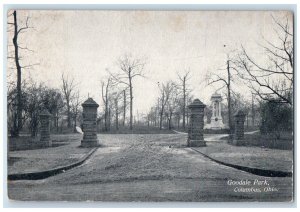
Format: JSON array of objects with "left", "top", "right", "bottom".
[
  {"left": 8, "top": 134, "right": 93, "bottom": 174},
  {"left": 222, "top": 131, "right": 293, "bottom": 150},
  {"left": 8, "top": 133, "right": 82, "bottom": 151}
]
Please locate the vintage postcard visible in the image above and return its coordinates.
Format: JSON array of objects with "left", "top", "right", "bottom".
[{"left": 6, "top": 10, "right": 294, "bottom": 202}]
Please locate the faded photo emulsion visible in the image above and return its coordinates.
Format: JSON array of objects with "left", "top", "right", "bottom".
[{"left": 6, "top": 10, "right": 294, "bottom": 202}]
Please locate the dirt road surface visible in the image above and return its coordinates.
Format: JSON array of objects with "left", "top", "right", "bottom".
[{"left": 8, "top": 134, "right": 293, "bottom": 202}]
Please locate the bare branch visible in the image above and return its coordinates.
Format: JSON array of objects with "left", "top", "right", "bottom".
[
  {"left": 18, "top": 46, "right": 34, "bottom": 52},
  {"left": 241, "top": 46, "right": 292, "bottom": 76},
  {"left": 271, "top": 14, "right": 293, "bottom": 36},
  {"left": 207, "top": 73, "right": 228, "bottom": 86},
  {"left": 17, "top": 16, "right": 32, "bottom": 35},
  {"left": 20, "top": 63, "right": 40, "bottom": 69}
]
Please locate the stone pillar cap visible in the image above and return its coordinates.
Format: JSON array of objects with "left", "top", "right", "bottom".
[
  {"left": 188, "top": 99, "right": 206, "bottom": 109},
  {"left": 234, "top": 109, "right": 246, "bottom": 117},
  {"left": 40, "top": 109, "right": 51, "bottom": 116},
  {"left": 82, "top": 98, "right": 99, "bottom": 107}
]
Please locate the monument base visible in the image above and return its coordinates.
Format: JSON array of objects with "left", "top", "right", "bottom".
[
  {"left": 187, "top": 139, "right": 206, "bottom": 147},
  {"left": 210, "top": 127, "right": 222, "bottom": 130},
  {"left": 81, "top": 139, "right": 99, "bottom": 147}
]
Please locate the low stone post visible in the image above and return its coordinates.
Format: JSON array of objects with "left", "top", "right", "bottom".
[
  {"left": 81, "top": 98, "right": 99, "bottom": 147},
  {"left": 233, "top": 110, "right": 246, "bottom": 146},
  {"left": 39, "top": 109, "right": 52, "bottom": 147},
  {"left": 187, "top": 99, "right": 206, "bottom": 147}
]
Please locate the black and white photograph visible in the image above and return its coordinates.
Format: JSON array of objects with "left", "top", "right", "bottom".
[{"left": 5, "top": 9, "right": 294, "bottom": 202}]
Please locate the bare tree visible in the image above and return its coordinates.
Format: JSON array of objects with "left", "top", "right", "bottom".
[
  {"left": 251, "top": 92, "right": 257, "bottom": 127},
  {"left": 113, "top": 90, "right": 123, "bottom": 131},
  {"left": 234, "top": 15, "right": 293, "bottom": 105},
  {"left": 165, "top": 86, "right": 180, "bottom": 130},
  {"left": 122, "top": 88, "right": 130, "bottom": 127},
  {"left": 7, "top": 10, "right": 37, "bottom": 136},
  {"left": 71, "top": 90, "right": 81, "bottom": 132},
  {"left": 61, "top": 73, "right": 76, "bottom": 128},
  {"left": 7, "top": 80, "right": 27, "bottom": 136},
  {"left": 26, "top": 83, "right": 42, "bottom": 137},
  {"left": 101, "top": 76, "right": 113, "bottom": 131},
  {"left": 158, "top": 81, "right": 175, "bottom": 130},
  {"left": 19, "top": 82, "right": 64, "bottom": 137},
  {"left": 40, "top": 86, "right": 64, "bottom": 131},
  {"left": 185, "top": 93, "right": 194, "bottom": 127},
  {"left": 177, "top": 70, "right": 191, "bottom": 130},
  {"left": 147, "top": 106, "right": 158, "bottom": 128},
  {"left": 110, "top": 54, "right": 146, "bottom": 130},
  {"left": 51, "top": 91, "right": 64, "bottom": 132}
]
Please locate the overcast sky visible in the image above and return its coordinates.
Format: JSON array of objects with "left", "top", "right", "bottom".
[{"left": 7, "top": 10, "right": 292, "bottom": 114}]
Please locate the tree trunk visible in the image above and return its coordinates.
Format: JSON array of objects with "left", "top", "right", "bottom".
[
  {"left": 56, "top": 110, "right": 59, "bottom": 132},
  {"left": 60, "top": 119, "right": 63, "bottom": 133},
  {"left": 252, "top": 94, "right": 255, "bottom": 127},
  {"left": 186, "top": 108, "right": 189, "bottom": 127},
  {"left": 154, "top": 107, "right": 157, "bottom": 127},
  {"left": 159, "top": 111, "right": 163, "bottom": 130},
  {"left": 105, "top": 109, "right": 108, "bottom": 131},
  {"left": 54, "top": 109, "right": 57, "bottom": 131},
  {"left": 182, "top": 79, "right": 186, "bottom": 130},
  {"left": 115, "top": 99, "right": 119, "bottom": 130},
  {"left": 227, "top": 60, "right": 232, "bottom": 132},
  {"left": 12, "top": 11, "right": 22, "bottom": 137},
  {"left": 159, "top": 94, "right": 165, "bottom": 130},
  {"left": 67, "top": 100, "right": 71, "bottom": 128},
  {"left": 129, "top": 77, "right": 133, "bottom": 130},
  {"left": 156, "top": 98, "right": 159, "bottom": 127},
  {"left": 108, "top": 108, "right": 111, "bottom": 131},
  {"left": 168, "top": 114, "right": 173, "bottom": 130},
  {"left": 123, "top": 89, "right": 126, "bottom": 127},
  {"left": 73, "top": 111, "right": 77, "bottom": 133},
  {"left": 105, "top": 96, "right": 109, "bottom": 131}
]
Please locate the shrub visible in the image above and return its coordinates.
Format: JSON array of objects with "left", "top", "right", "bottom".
[{"left": 260, "top": 100, "right": 293, "bottom": 139}]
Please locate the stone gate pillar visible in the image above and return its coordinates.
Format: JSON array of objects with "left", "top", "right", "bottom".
[
  {"left": 81, "top": 98, "right": 99, "bottom": 147},
  {"left": 233, "top": 110, "right": 246, "bottom": 146},
  {"left": 39, "top": 109, "right": 52, "bottom": 147},
  {"left": 187, "top": 99, "right": 206, "bottom": 147}
]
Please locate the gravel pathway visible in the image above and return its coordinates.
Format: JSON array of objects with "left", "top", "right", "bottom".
[{"left": 8, "top": 134, "right": 293, "bottom": 201}]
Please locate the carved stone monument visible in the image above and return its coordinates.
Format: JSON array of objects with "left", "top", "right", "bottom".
[
  {"left": 187, "top": 99, "right": 206, "bottom": 147},
  {"left": 210, "top": 92, "right": 225, "bottom": 129},
  {"left": 81, "top": 98, "right": 99, "bottom": 147},
  {"left": 232, "top": 110, "right": 246, "bottom": 146},
  {"left": 39, "top": 109, "right": 52, "bottom": 147}
]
